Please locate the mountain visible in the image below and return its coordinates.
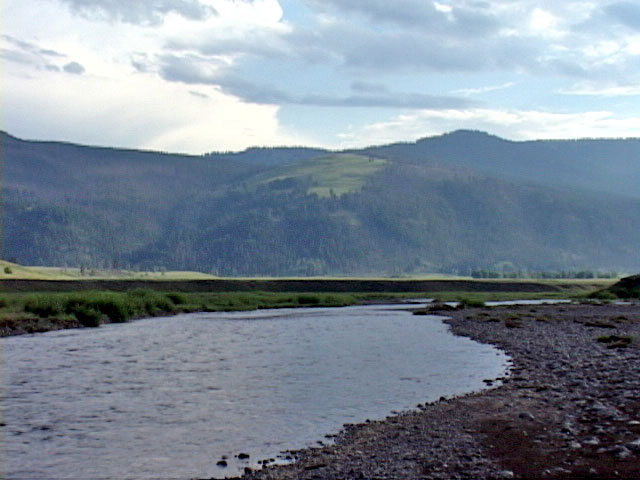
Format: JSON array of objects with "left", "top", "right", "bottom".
[
  {"left": 359, "top": 130, "right": 640, "bottom": 199},
  {"left": 2, "top": 130, "right": 639, "bottom": 275}
]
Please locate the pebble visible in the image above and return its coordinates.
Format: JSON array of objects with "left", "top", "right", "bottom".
[
  {"left": 496, "top": 470, "right": 514, "bottom": 478},
  {"left": 627, "top": 438, "right": 640, "bottom": 452}
]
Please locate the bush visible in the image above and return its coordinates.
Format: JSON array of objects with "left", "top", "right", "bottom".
[
  {"left": 459, "top": 298, "right": 486, "bottom": 308},
  {"left": 64, "top": 295, "right": 130, "bottom": 323},
  {"left": 126, "top": 290, "right": 175, "bottom": 316},
  {"left": 297, "top": 294, "right": 321, "bottom": 305},
  {"left": 25, "top": 296, "right": 64, "bottom": 317},
  {"left": 587, "top": 290, "right": 617, "bottom": 301},
  {"left": 4, "top": 266, "right": 12, "bottom": 274},
  {"left": 72, "top": 306, "right": 104, "bottom": 327},
  {"left": 91, "top": 298, "right": 129, "bottom": 323},
  {"left": 166, "top": 293, "right": 187, "bottom": 305}
]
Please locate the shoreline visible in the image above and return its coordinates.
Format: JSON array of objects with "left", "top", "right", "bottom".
[{"left": 224, "top": 302, "right": 640, "bottom": 480}]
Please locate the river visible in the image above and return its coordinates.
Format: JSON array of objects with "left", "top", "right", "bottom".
[{"left": 1, "top": 303, "right": 509, "bottom": 478}]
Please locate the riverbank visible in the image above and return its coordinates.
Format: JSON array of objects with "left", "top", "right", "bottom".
[
  {"left": 227, "top": 302, "right": 640, "bottom": 480},
  {"left": 0, "top": 278, "right": 576, "bottom": 293},
  {"left": 0, "top": 277, "right": 597, "bottom": 337},
  {"left": 0, "top": 291, "right": 377, "bottom": 337}
]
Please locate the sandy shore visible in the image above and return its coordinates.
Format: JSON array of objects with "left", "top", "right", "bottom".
[{"left": 220, "top": 303, "right": 640, "bottom": 480}]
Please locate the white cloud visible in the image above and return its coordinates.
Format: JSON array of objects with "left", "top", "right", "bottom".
[
  {"left": 560, "top": 83, "right": 640, "bottom": 96},
  {"left": 1, "top": 0, "right": 305, "bottom": 152},
  {"left": 335, "top": 108, "right": 640, "bottom": 148},
  {"left": 3, "top": 57, "right": 300, "bottom": 153},
  {"left": 56, "top": 0, "right": 217, "bottom": 25},
  {"left": 453, "top": 82, "right": 515, "bottom": 97},
  {"left": 529, "top": 8, "right": 557, "bottom": 31}
]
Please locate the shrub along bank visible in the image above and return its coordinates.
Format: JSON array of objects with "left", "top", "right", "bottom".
[{"left": 0, "top": 290, "right": 401, "bottom": 336}]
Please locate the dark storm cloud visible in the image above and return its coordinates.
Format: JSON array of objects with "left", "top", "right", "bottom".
[{"left": 57, "top": 0, "right": 216, "bottom": 25}]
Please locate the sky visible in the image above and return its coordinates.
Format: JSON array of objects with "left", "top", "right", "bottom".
[{"left": 2, "top": 0, "right": 640, "bottom": 154}]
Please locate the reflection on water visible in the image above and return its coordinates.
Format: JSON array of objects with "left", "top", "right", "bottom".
[{"left": 1, "top": 304, "right": 509, "bottom": 479}]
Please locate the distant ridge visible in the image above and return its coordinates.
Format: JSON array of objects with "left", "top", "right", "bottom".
[{"left": 359, "top": 129, "right": 640, "bottom": 198}]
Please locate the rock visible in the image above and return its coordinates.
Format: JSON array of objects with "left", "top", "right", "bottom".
[
  {"left": 583, "top": 437, "right": 601, "bottom": 446},
  {"left": 561, "top": 421, "right": 576, "bottom": 435},
  {"left": 237, "top": 452, "right": 250, "bottom": 460},
  {"left": 496, "top": 470, "right": 514, "bottom": 478},
  {"left": 609, "top": 445, "right": 632, "bottom": 459},
  {"left": 304, "top": 462, "right": 328, "bottom": 471},
  {"left": 216, "top": 460, "right": 227, "bottom": 467},
  {"left": 518, "top": 412, "right": 535, "bottom": 421},
  {"left": 626, "top": 438, "right": 640, "bottom": 452},
  {"left": 542, "top": 467, "right": 571, "bottom": 476}
]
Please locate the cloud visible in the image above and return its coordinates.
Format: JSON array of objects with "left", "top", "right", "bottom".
[
  {"left": 303, "top": 0, "right": 500, "bottom": 36},
  {"left": 1, "top": 34, "right": 66, "bottom": 68},
  {"left": 1, "top": 34, "right": 88, "bottom": 76},
  {"left": 63, "top": 61, "right": 85, "bottom": 74},
  {"left": 2, "top": 35, "right": 65, "bottom": 57},
  {"left": 350, "top": 81, "right": 389, "bottom": 94},
  {"left": 3, "top": 67, "right": 301, "bottom": 153},
  {"left": 605, "top": 2, "right": 640, "bottom": 31},
  {"left": 56, "top": 0, "right": 216, "bottom": 25},
  {"left": 560, "top": 82, "right": 640, "bottom": 97},
  {"left": 157, "top": 53, "right": 476, "bottom": 109},
  {"left": 454, "top": 82, "right": 516, "bottom": 97},
  {"left": 335, "top": 108, "right": 640, "bottom": 148},
  {"left": 299, "top": 93, "right": 476, "bottom": 109},
  {"left": 303, "top": 0, "right": 444, "bottom": 28}
]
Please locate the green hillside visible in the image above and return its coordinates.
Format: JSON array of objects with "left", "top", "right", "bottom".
[{"left": 253, "top": 153, "right": 387, "bottom": 197}]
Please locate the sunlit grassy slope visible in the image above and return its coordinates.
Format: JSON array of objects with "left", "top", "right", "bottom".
[
  {"left": 0, "top": 261, "right": 218, "bottom": 280},
  {"left": 255, "top": 153, "right": 387, "bottom": 197}
]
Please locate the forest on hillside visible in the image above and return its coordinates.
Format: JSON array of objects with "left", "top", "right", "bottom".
[{"left": 3, "top": 130, "right": 640, "bottom": 276}]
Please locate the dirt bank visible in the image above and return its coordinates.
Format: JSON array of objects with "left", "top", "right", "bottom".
[
  {"left": 222, "top": 303, "right": 640, "bottom": 480},
  {"left": 0, "top": 278, "right": 562, "bottom": 293}
]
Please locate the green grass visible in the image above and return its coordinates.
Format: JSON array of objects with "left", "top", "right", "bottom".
[
  {"left": 1, "top": 285, "right": 608, "bottom": 336},
  {"left": 0, "top": 260, "right": 219, "bottom": 281},
  {"left": 0, "top": 291, "right": 419, "bottom": 334},
  {"left": 253, "top": 153, "right": 388, "bottom": 198},
  {"left": 425, "top": 290, "right": 584, "bottom": 304}
]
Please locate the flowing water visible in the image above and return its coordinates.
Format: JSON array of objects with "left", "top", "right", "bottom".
[{"left": 1, "top": 304, "right": 509, "bottom": 478}]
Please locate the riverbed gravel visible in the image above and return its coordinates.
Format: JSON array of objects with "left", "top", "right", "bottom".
[{"left": 216, "top": 302, "right": 640, "bottom": 480}]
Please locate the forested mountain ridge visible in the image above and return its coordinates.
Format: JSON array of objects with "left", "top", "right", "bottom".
[
  {"left": 2, "top": 130, "right": 640, "bottom": 275},
  {"left": 358, "top": 130, "right": 640, "bottom": 199}
]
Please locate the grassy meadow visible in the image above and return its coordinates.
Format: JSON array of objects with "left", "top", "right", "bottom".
[
  {"left": 0, "top": 260, "right": 219, "bottom": 281},
  {"left": 253, "top": 153, "right": 388, "bottom": 197}
]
